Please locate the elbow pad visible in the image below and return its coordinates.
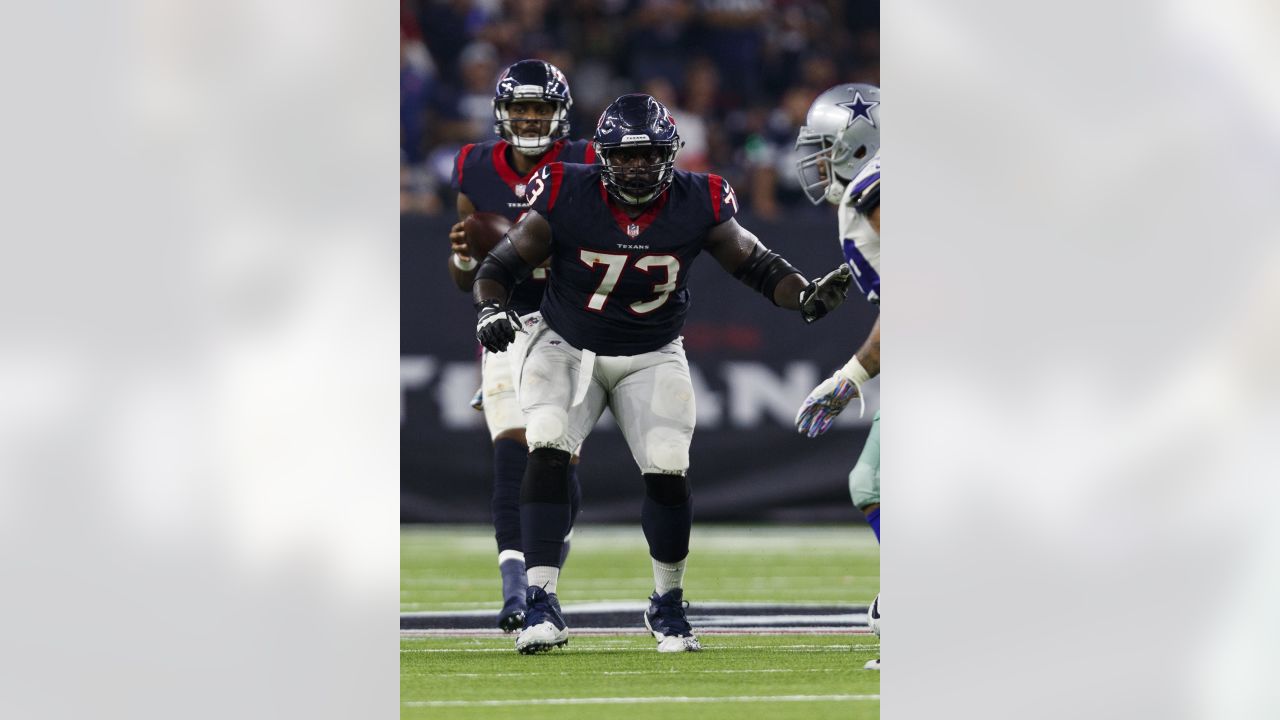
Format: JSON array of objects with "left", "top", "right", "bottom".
[
  {"left": 733, "top": 244, "right": 801, "bottom": 305},
  {"left": 475, "top": 237, "right": 535, "bottom": 290}
]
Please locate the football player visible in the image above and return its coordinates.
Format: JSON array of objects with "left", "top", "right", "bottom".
[
  {"left": 472, "top": 94, "right": 854, "bottom": 654},
  {"left": 791, "top": 83, "right": 882, "bottom": 670},
  {"left": 447, "top": 59, "right": 595, "bottom": 633}
]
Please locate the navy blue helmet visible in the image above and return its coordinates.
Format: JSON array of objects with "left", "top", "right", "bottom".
[
  {"left": 492, "top": 59, "right": 573, "bottom": 155},
  {"left": 593, "top": 94, "right": 683, "bottom": 205}
]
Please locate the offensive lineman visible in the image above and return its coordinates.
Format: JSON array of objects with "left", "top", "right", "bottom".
[
  {"left": 791, "top": 83, "right": 882, "bottom": 670},
  {"left": 447, "top": 59, "right": 594, "bottom": 633},
  {"left": 473, "top": 94, "right": 854, "bottom": 654}
]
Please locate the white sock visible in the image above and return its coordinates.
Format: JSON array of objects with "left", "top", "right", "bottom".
[
  {"left": 652, "top": 558, "right": 686, "bottom": 595},
  {"left": 526, "top": 565, "right": 560, "bottom": 595},
  {"left": 497, "top": 549, "right": 525, "bottom": 566}
]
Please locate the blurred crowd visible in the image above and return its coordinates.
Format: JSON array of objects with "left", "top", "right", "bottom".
[{"left": 402, "top": 0, "right": 879, "bottom": 219}]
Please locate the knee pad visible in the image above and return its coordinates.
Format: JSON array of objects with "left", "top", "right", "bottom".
[
  {"left": 521, "top": 447, "right": 572, "bottom": 504},
  {"left": 525, "top": 407, "right": 569, "bottom": 450},
  {"left": 644, "top": 427, "right": 690, "bottom": 474},
  {"left": 644, "top": 473, "right": 690, "bottom": 506}
]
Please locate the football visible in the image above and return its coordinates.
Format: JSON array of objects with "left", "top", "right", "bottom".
[{"left": 463, "top": 212, "right": 513, "bottom": 261}]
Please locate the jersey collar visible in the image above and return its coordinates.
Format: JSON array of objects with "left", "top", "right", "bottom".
[
  {"left": 493, "top": 139, "right": 566, "bottom": 191},
  {"left": 598, "top": 182, "right": 669, "bottom": 237}
]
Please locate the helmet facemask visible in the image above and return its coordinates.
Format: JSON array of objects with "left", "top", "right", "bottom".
[
  {"left": 494, "top": 94, "right": 569, "bottom": 156},
  {"left": 795, "top": 128, "right": 865, "bottom": 205},
  {"left": 597, "top": 142, "right": 681, "bottom": 205}
]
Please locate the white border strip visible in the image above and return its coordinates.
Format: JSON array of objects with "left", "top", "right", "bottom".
[{"left": 401, "top": 600, "right": 866, "bottom": 617}]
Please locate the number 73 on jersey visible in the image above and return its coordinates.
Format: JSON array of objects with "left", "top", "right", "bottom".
[{"left": 580, "top": 250, "right": 679, "bottom": 315}]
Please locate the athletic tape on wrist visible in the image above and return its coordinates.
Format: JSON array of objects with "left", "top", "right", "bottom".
[{"left": 839, "top": 356, "right": 872, "bottom": 387}]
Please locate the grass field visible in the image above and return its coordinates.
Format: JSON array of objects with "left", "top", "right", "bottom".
[{"left": 402, "top": 524, "right": 879, "bottom": 719}]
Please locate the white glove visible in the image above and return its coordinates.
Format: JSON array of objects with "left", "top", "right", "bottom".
[{"left": 794, "top": 357, "right": 870, "bottom": 437}]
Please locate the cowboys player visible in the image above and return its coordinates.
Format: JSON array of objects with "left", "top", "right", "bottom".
[
  {"left": 791, "top": 83, "right": 882, "bottom": 670},
  {"left": 447, "top": 59, "right": 594, "bottom": 633},
  {"left": 473, "top": 93, "right": 854, "bottom": 654}
]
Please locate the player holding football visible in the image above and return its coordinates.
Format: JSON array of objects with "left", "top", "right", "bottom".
[
  {"left": 472, "top": 93, "right": 854, "bottom": 654},
  {"left": 447, "top": 59, "right": 595, "bottom": 633},
  {"left": 791, "top": 83, "right": 882, "bottom": 670}
]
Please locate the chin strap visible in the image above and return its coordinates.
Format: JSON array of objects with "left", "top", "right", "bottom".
[
  {"left": 511, "top": 137, "right": 554, "bottom": 156},
  {"left": 825, "top": 177, "right": 847, "bottom": 204}
]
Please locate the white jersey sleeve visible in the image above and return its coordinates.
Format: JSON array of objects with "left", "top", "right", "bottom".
[{"left": 837, "top": 151, "right": 880, "bottom": 304}]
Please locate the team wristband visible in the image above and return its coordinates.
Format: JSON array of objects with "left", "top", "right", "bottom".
[{"left": 453, "top": 253, "right": 478, "bottom": 271}]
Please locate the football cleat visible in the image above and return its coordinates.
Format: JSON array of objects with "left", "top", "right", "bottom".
[
  {"left": 496, "top": 595, "right": 525, "bottom": 634},
  {"left": 644, "top": 588, "right": 701, "bottom": 653},
  {"left": 514, "top": 586, "right": 569, "bottom": 654},
  {"left": 864, "top": 658, "right": 880, "bottom": 670}
]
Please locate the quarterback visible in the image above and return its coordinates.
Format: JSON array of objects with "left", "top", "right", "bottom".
[{"left": 446, "top": 59, "right": 595, "bottom": 633}]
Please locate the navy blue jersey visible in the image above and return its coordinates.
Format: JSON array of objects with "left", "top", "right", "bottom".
[
  {"left": 526, "top": 162, "right": 740, "bottom": 356},
  {"left": 451, "top": 138, "right": 596, "bottom": 314}
]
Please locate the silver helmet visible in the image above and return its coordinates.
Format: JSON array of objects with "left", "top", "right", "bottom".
[{"left": 795, "top": 84, "right": 880, "bottom": 205}]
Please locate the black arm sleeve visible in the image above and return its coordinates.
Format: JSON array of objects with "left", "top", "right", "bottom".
[
  {"left": 475, "top": 237, "right": 535, "bottom": 292},
  {"left": 732, "top": 244, "right": 802, "bottom": 306}
]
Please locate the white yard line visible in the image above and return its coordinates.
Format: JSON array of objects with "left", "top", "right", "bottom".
[
  {"left": 403, "top": 694, "right": 880, "bottom": 707},
  {"left": 411, "top": 667, "right": 852, "bottom": 678},
  {"left": 401, "top": 600, "right": 864, "bottom": 617}
]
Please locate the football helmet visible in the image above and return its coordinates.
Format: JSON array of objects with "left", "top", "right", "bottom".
[
  {"left": 492, "top": 59, "right": 573, "bottom": 156},
  {"left": 593, "top": 94, "right": 683, "bottom": 206},
  {"left": 795, "top": 83, "right": 880, "bottom": 205}
]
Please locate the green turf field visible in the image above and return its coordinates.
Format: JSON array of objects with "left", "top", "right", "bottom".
[{"left": 402, "top": 525, "right": 879, "bottom": 719}]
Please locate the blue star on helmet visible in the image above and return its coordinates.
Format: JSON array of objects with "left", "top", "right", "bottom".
[{"left": 839, "top": 92, "right": 879, "bottom": 128}]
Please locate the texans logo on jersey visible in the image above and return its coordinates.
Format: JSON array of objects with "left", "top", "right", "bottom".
[{"left": 723, "top": 183, "right": 738, "bottom": 214}]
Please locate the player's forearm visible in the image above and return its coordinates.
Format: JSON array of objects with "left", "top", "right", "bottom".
[
  {"left": 852, "top": 318, "right": 880, "bottom": 378},
  {"left": 472, "top": 277, "right": 510, "bottom": 307},
  {"left": 473, "top": 236, "right": 538, "bottom": 308},
  {"left": 772, "top": 273, "right": 809, "bottom": 310}
]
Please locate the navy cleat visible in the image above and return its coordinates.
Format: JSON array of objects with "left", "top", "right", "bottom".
[
  {"left": 514, "top": 586, "right": 569, "bottom": 654},
  {"left": 496, "top": 595, "right": 526, "bottom": 633},
  {"left": 496, "top": 557, "right": 527, "bottom": 633},
  {"left": 644, "top": 588, "right": 701, "bottom": 653}
]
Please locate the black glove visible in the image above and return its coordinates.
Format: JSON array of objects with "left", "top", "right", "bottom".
[
  {"left": 475, "top": 300, "right": 521, "bottom": 353},
  {"left": 799, "top": 265, "right": 853, "bottom": 324}
]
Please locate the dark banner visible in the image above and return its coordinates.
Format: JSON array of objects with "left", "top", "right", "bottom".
[{"left": 401, "top": 212, "right": 879, "bottom": 523}]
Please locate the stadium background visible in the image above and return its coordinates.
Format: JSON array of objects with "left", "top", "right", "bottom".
[{"left": 401, "top": 0, "right": 880, "bottom": 523}]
